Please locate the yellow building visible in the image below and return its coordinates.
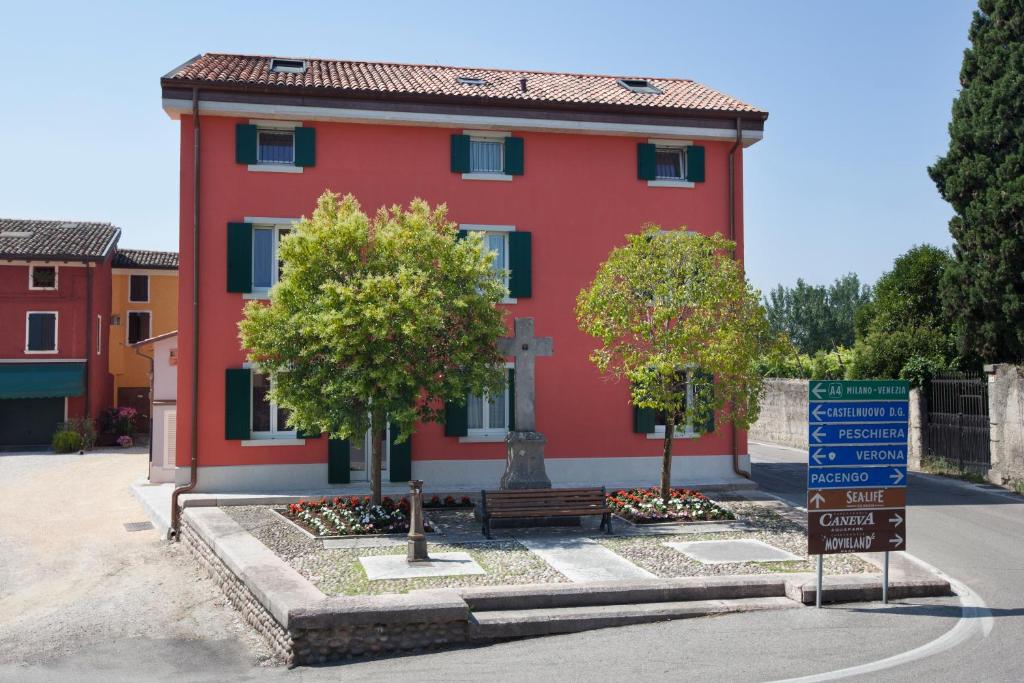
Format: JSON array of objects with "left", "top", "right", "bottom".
[{"left": 109, "top": 249, "right": 178, "bottom": 426}]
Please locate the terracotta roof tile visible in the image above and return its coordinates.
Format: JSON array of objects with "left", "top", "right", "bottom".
[
  {"left": 113, "top": 249, "right": 178, "bottom": 270},
  {"left": 165, "top": 53, "right": 765, "bottom": 116},
  {"left": 0, "top": 219, "right": 120, "bottom": 261}
]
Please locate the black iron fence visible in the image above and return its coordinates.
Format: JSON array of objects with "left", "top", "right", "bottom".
[{"left": 923, "top": 371, "right": 991, "bottom": 475}]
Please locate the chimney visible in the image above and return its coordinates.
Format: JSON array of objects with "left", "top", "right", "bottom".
[{"left": 520, "top": 77, "right": 528, "bottom": 93}]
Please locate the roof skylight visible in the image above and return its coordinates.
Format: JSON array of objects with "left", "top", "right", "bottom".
[
  {"left": 456, "top": 76, "right": 488, "bottom": 86},
  {"left": 270, "top": 58, "right": 307, "bottom": 74},
  {"left": 617, "top": 78, "right": 663, "bottom": 95}
]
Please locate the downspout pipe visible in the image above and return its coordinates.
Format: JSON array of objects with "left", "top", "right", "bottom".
[
  {"left": 83, "top": 258, "right": 93, "bottom": 420},
  {"left": 727, "top": 116, "right": 751, "bottom": 480},
  {"left": 171, "top": 87, "right": 201, "bottom": 539}
]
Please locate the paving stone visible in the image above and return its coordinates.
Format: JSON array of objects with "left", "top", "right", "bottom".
[
  {"left": 323, "top": 536, "right": 405, "bottom": 550},
  {"left": 518, "top": 537, "right": 656, "bottom": 582},
  {"left": 665, "top": 539, "right": 801, "bottom": 564},
  {"left": 359, "top": 552, "right": 486, "bottom": 580}
]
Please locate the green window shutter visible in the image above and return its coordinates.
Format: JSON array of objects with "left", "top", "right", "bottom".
[
  {"left": 389, "top": 423, "right": 412, "bottom": 482},
  {"left": 451, "top": 134, "right": 471, "bottom": 173},
  {"left": 328, "top": 438, "right": 351, "bottom": 484},
  {"left": 224, "top": 368, "right": 251, "bottom": 440},
  {"left": 504, "top": 136, "right": 524, "bottom": 175},
  {"left": 235, "top": 124, "right": 257, "bottom": 165},
  {"left": 456, "top": 229, "right": 468, "bottom": 241},
  {"left": 226, "top": 222, "right": 253, "bottom": 293},
  {"left": 294, "top": 127, "right": 316, "bottom": 167},
  {"left": 444, "top": 400, "right": 468, "bottom": 437},
  {"left": 686, "top": 145, "right": 705, "bottom": 182},
  {"left": 633, "top": 405, "right": 656, "bottom": 434},
  {"left": 637, "top": 143, "right": 657, "bottom": 180},
  {"left": 507, "top": 231, "right": 532, "bottom": 298},
  {"left": 694, "top": 370, "right": 715, "bottom": 434},
  {"left": 507, "top": 367, "right": 516, "bottom": 432}
]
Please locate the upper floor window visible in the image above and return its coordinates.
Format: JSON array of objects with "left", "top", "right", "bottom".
[
  {"left": 251, "top": 371, "right": 294, "bottom": 438},
  {"left": 127, "top": 310, "right": 151, "bottom": 345},
  {"left": 129, "top": 274, "right": 149, "bottom": 302},
  {"left": 29, "top": 265, "right": 57, "bottom": 290},
  {"left": 257, "top": 129, "right": 295, "bottom": 165},
  {"left": 470, "top": 137, "right": 504, "bottom": 174},
  {"left": 25, "top": 312, "right": 57, "bottom": 353},
  {"left": 655, "top": 148, "right": 686, "bottom": 180},
  {"left": 252, "top": 225, "right": 291, "bottom": 291}
]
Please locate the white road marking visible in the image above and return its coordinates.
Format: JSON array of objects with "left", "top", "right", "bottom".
[{"left": 768, "top": 555, "right": 992, "bottom": 682}]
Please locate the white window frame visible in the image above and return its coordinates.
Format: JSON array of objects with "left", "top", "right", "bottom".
[
  {"left": 459, "top": 224, "right": 516, "bottom": 304},
  {"left": 647, "top": 138, "right": 695, "bottom": 189},
  {"left": 462, "top": 129, "right": 513, "bottom": 181},
  {"left": 461, "top": 363, "right": 514, "bottom": 443},
  {"left": 248, "top": 222, "right": 294, "bottom": 297},
  {"left": 128, "top": 273, "right": 149, "bottom": 303},
  {"left": 246, "top": 365, "right": 299, "bottom": 442},
  {"left": 648, "top": 369, "right": 698, "bottom": 439},
  {"left": 25, "top": 311, "right": 58, "bottom": 354},
  {"left": 247, "top": 120, "right": 303, "bottom": 174},
  {"left": 28, "top": 265, "right": 58, "bottom": 291},
  {"left": 126, "top": 310, "right": 152, "bottom": 345},
  {"left": 96, "top": 314, "right": 102, "bottom": 356}
]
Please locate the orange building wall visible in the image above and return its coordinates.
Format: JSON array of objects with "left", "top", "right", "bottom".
[{"left": 109, "top": 269, "right": 178, "bottom": 400}]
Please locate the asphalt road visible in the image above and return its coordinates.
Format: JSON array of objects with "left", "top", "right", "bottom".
[{"left": 2, "top": 444, "right": 1020, "bottom": 682}]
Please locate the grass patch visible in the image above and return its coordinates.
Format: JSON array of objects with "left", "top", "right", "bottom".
[{"left": 921, "top": 457, "right": 987, "bottom": 484}]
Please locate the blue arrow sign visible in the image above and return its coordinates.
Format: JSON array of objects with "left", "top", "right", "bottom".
[
  {"left": 808, "top": 422, "right": 908, "bottom": 445},
  {"left": 808, "top": 444, "right": 908, "bottom": 467},
  {"left": 808, "top": 465, "right": 907, "bottom": 489},
  {"left": 808, "top": 401, "right": 909, "bottom": 424}
]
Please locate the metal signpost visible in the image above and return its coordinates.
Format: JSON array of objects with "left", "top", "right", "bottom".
[{"left": 807, "top": 380, "right": 909, "bottom": 608}]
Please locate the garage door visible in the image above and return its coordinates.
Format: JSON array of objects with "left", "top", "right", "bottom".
[{"left": 0, "top": 398, "right": 65, "bottom": 446}]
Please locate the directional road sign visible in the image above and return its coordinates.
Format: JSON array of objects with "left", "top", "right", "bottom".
[{"left": 807, "top": 380, "right": 909, "bottom": 556}]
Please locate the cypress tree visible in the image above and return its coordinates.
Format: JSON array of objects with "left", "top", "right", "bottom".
[{"left": 929, "top": 0, "right": 1024, "bottom": 362}]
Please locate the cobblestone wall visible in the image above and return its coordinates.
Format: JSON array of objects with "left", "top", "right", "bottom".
[
  {"left": 180, "top": 518, "right": 295, "bottom": 664},
  {"left": 749, "top": 379, "right": 809, "bottom": 449},
  {"left": 181, "top": 513, "right": 469, "bottom": 666}
]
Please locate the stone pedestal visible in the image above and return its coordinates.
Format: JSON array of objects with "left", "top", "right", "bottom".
[{"left": 500, "top": 431, "right": 552, "bottom": 490}]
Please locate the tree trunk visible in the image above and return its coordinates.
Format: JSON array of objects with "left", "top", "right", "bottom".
[
  {"left": 370, "top": 410, "right": 385, "bottom": 505},
  {"left": 661, "top": 413, "right": 675, "bottom": 502}
]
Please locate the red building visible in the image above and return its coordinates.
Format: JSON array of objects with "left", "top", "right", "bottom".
[
  {"left": 160, "top": 53, "right": 768, "bottom": 492},
  {"left": 0, "top": 220, "right": 117, "bottom": 446}
]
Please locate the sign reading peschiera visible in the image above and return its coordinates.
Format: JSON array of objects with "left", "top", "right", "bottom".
[{"left": 807, "top": 380, "right": 909, "bottom": 555}]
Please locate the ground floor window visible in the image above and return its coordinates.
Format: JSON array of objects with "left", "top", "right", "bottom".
[
  {"left": 251, "top": 371, "right": 294, "bottom": 438},
  {"left": 467, "top": 367, "right": 512, "bottom": 438},
  {"left": 654, "top": 370, "right": 695, "bottom": 437}
]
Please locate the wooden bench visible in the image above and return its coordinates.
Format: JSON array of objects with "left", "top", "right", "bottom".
[{"left": 479, "top": 487, "right": 612, "bottom": 539}]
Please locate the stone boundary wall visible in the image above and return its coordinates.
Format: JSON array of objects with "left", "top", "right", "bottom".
[
  {"left": 985, "top": 364, "right": 1024, "bottom": 486},
  {"left": 180, "top": 507, "right": 470, "bottom": 666},
  {"left": 749, "top": 379, "right": 809, "bottom": 449}
]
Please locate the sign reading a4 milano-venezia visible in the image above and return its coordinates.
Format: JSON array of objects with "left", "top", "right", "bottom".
[{"left": 806, "top": 380, "right": 909, "bottom": 555}]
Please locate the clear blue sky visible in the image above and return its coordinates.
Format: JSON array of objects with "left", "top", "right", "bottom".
[{"left": 0, "top": 0, "right": 975, "bottom": 294}]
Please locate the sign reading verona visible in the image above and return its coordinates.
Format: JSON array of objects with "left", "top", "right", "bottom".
[{"left": 806, "top": 380, "right": 909, "bottom": 555}]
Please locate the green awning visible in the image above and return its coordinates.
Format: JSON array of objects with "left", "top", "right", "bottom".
[{"left": 0, "top": 363, "right": 85, "bottom": 399}]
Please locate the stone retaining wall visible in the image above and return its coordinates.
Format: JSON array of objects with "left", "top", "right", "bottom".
[
  {"left": 180, "top": 507, "right": 470, "bottom": 666},
  {"left": 180, "top": 517, "right": 294, "bottom": 664},
  {"left": 749, "top": 379, "right": 809, "bottom": 449},
  {"left": 985, "top": 364, "right": 1024, "bottom": 486}
]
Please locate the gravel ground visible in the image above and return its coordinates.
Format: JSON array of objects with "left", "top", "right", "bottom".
[
  {"left": 224, "top": 499, "right": 872, "bottom": 596},
  {"left": 599, "top": 502, "right": 873, "bottom": 577},
  {"left": 224, "top": 506, "right": 566, "bottom": 595}
]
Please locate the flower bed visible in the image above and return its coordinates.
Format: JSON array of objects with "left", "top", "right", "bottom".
[
  {"left": 285, "top": 495, "right": 473, "bottom": 537},
  {"left": 606, "top": 487, "right": 735, "bottom": 524}
]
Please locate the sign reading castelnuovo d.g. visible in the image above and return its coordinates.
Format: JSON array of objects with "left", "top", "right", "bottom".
[{"left": 806, "top": 379, "right": 909, "bottom": 555}]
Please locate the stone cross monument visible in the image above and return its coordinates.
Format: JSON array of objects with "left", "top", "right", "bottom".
[{"left": 496, "top": 318, "right": 553, "bottom": 489}]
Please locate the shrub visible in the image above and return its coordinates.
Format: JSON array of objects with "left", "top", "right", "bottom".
[
  {"left": 52, "top": 429, "right": 84, "bottom": 453},
  {"left": 64, "top": 418, "right": 97, "bottom": 450}
]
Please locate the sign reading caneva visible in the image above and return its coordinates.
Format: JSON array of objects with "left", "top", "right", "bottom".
[{"left": 808, "top": 379, "right": 909, "bottom": 556}]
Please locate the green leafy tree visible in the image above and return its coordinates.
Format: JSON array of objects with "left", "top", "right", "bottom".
[
  {"left": 576, "top": 228, "right": 770, "bottom": 501},
  {"left": 848, "top": 245, "right": 957, "bottom": 385},
  {"left": 239, "top": 192, "right": 507, "bottom": 503},
  {"left": 929, "top": 0, "right": 1024, "bottom": 362},
  {"left": 764, "top": 274, "right": 871, "bottom": 354}
]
